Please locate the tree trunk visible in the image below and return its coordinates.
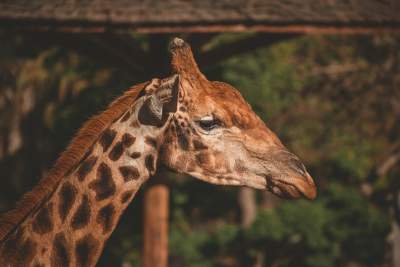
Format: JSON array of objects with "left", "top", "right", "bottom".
[
  {"left": 238, "top": 187, "right": 257, "bottom": 229},
  {"left": 392, "top": 221, "right": 400, "bottom": 267},
  {"left": 238, "top": 187, "right": 263, "bottom": 267},
  {"left": 143, "top": 183, "right": 169, "bottom": 267},
  {"left": 261, "top": 191, "right": 280, "bottom": 210},
  {"left": 392, "top": 191, "right": 400, "bottom": 267}
]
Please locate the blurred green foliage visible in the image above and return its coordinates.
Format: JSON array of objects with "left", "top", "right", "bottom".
[{"left": 0, "top": 32, "right": 398, "bottom": 267}]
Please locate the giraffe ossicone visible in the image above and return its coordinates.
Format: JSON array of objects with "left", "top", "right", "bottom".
[{"left": 0, "top": 37, "right": 316, "bottom": 266}]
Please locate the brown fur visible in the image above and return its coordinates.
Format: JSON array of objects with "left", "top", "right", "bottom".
[{"left": 0, "top": 82, "right": 148, "bottom": 243}]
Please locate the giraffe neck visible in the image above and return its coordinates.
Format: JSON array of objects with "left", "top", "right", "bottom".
[{"left": 0, "top": 96, "right": 164, "bottom": 267}]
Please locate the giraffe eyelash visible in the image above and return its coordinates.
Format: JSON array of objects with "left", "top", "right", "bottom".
[{"left": 197, "top": 116, "right": 221, "bottom": 131}]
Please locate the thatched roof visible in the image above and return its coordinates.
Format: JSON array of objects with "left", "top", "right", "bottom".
[{"left": 0, "top": 0, "right": 399, "bottom": 33}]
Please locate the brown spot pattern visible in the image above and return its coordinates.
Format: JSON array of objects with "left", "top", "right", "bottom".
[
  {"left": 89, "top": 163, "right": 116, "bottom": 201},
  {"left": 96, "top": 203, "right": 115, "bottom": 234},
  {"left": 99, "top": 128, "right": 117, "bottom": 152},
  {"left": 175, "top": 124, "right": 189, "bottom": 150},
  {"left": 52, "top": 232, "right": 70, "bottom": 267},
  {"left": 121, "top": 190, "right": 135, "bottom": 204},
  {"left": 122, "top": 133, "right": 136, "bottom": 147},
  {"left": 130, "top": 152, "right": 141, "bottom": 159},
  {"left": 17, "top": 238, "right": 36, "bottom": 267},
  {"left": 119, "top": 166, "right": 140, "bottom": 181},
  {"left": 108, "top": 141, "right": 124, "bottom": 161},
  {"left": 192, "top": 139, "right": 208, "bottom": 150},
  {"left": 196, "top": 152, "right": 210, "bottom": 166},
  {"left": 0, "top": 233, "right": 37, "bottom": 267},
  {"left": 32, "top": 203, "right": 53, "bottom": 235},
  {"left": 75, "top": 234, "right": 100, "bottom": 267},
  {"left": 144, "top": 136, "right": 158, "bottom": 148},
  {"left": 77, "top": 156, "right": 98, "bottom": 181},
  {"left": 71, "top": 195, "right": 91, "bottom": 230},
  {"left": 0, "top": 229, "right": 23, "bottom": 263},
  {"left": 58, "top": 182, "right": 77, "bottom": 222}
]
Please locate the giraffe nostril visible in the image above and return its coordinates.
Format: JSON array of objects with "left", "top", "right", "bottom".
[
  {"left": 289, "top": 158, "right": 307, "bottom": 175},
  {"left": 281, "top": 153, "right": 308, "bottom": 178}
]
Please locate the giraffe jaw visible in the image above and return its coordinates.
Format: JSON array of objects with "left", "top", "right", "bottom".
[
  {"left": 184, "top": 170, "right": 316, "bottom": 200},
  {"left": 186, "top": 171, "right": 267, "bottom": 189}
]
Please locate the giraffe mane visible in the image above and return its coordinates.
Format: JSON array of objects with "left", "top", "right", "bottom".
[{"left": 0, "top": 81, "right": 148, "bottom": 243}]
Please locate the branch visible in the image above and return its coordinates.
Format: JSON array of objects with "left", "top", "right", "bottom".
[
  {"left": 377, "top": 152, "right": 400, "bottom": 177},
  {"left": 307, "top": 63, "right": 366, "bottom": 77},
  {"left": 198, "top": 33, "right": 298, "bottom": 67},
  {"left": 186, "top": 33, "right": 218, "bottom": 53}
]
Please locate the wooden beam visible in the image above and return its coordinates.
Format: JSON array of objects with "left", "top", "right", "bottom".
[
  {"left": 133, "top": 24, "right": 400, "bottom": 34},
  {"left": 2, "top": 23, "right": 400, "bottom": 34}
]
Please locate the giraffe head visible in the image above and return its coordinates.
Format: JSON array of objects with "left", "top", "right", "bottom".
[{"left": 141, "top": 38, "right": 316, "bottom": 200}]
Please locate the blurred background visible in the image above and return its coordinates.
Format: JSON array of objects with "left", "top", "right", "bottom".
[{"left": 0, "top": 1, "right": 399, "bottom": 267}]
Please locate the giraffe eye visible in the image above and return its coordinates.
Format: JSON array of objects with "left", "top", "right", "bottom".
[{"left": 197, "top": 116, "right": 220, "bottom": 131}]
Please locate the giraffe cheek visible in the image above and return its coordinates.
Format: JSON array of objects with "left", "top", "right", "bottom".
[
  {"left": 172, "top": 154, "right": 190, "bottom": 172},
  {"left": 187, "top": 159, "right": 197, "bottom": 172},
  {"left": 213, "top": 152, "right": 230, "bottom": 172},
  {"left": 192, "top": 139, "right": 208, "bottom": 150},
  {"left": 195, "top": 152, "right": 211, "bottom": 167}
]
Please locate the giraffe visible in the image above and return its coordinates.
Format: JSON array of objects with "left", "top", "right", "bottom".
[{"left": 0, "top": 38, "right": 316, "bottom": 267}]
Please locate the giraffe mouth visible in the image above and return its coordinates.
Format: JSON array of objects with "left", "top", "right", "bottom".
[{"left": 265, "top": 174, "right": 317, "bottom": 200}]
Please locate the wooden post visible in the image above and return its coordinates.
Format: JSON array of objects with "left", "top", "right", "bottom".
[{"left": 143, "top": 182, "right": 169, "bottom": 267}]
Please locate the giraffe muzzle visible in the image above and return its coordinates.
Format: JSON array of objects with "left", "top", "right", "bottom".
[
  {"left": 266, "top": 172, "right": 317, "bottom": 200},
  {"left": 264, "top": 152, "right": 317, "bottom": 200}
]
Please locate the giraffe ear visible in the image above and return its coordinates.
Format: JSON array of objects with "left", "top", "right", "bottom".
[{"left": 138, "top": 74, "right": 179, "bottom": 126}]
